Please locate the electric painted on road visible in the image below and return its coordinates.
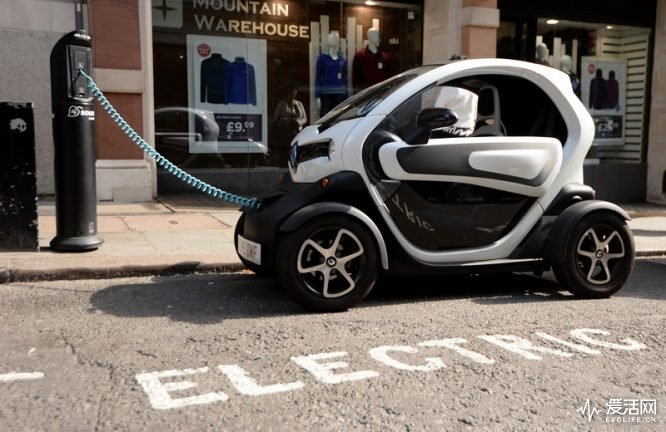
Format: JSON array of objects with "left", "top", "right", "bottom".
[
  {"left": 0, "top": 372, "right": 45, "bottom": 383},
  {"left": 135, "top": 328, "right": 647, "bottom": 410}
]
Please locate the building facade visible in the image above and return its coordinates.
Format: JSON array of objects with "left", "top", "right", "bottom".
[{"left": 1, "top": 0, "right": 665, "bottom": 204}]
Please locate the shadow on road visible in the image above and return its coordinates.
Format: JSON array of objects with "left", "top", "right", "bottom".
[
  {"left": 615, "top": 259, "right": 666, "bottom": 301},
  {"left": 365, "top": 259, "right": 666, "bottom": 305},
  {"left": 89, "top": 260, "right": 664, "bottom": 322},
  {"left": 89, "top": 273, "right": 301, "bottom": 324},
  {"left": 365, "top": 272, "right": 574, "bottom": 307}
]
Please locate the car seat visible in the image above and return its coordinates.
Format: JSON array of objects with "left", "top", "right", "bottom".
[{"left": 472, "top": 85, "right": 505, "bottom": 137}]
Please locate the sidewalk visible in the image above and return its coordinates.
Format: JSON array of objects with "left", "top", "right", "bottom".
[
  {"left": 1, "top": 195, "right": 665, "bottom": 283},
  {"left": 0, "top": 194, "right": 245, "bottom": 283}
]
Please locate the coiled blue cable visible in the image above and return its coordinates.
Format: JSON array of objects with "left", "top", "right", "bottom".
[{"left": 79, "top": 69, "right": 261, "bottom": 209}]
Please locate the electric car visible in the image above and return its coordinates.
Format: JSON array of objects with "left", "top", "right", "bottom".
[{"left": 235, "top": 59, "right": 635, "bottom": 311}]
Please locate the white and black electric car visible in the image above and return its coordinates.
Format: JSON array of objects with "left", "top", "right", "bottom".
[{"left": 235, "top": 59, "right": 635, "bottom": 311}]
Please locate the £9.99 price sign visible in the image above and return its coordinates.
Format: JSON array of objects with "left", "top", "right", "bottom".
[{"left": 215, "top": 113, "right": 262, "bottom": 142}]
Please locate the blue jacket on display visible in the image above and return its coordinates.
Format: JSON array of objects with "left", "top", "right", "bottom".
[
  {"left": 315, "top": 53, "right": 348, "bottom": 98},
  {"left": 200, "top": 53, "right": 229, "bottom": 104},
  {"left": 225, "top": 57, "right": 257, "bottom": 105}
]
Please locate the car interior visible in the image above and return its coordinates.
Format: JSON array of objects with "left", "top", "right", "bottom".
[{"left": 444, "top": 74, "right": 569, "bottom": 144}]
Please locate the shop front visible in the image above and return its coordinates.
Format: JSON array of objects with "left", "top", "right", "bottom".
[
  {"left": 151, "top": 0, "right": 423, "bottom": 195},
  {"left": 497, "top": 0, "right": 658, "bottom": 202}
]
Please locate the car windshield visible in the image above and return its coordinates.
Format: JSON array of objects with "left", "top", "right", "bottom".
[{"left": 315, "top": 65, "right": 438, "bottom": 129}]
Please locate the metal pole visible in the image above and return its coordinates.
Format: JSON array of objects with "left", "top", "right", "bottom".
[{"left": 74, "top": 0, "right": 84, "bottom": 31}]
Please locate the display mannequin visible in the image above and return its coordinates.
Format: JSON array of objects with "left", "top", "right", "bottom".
[
  {"left": 352, "top": 28, "right": 392, "bottom": 93},
  {"left": 559, "top": 54, "right": 580, "bottom": 98},
  {"left": 316, "top": 32, "right": 348, "bottom": 117},
  {"left": 535, "top": 43, "right": 550, "bottom": 66},
  {"left": 367, "top": 27, "right": 380, "bottom": 54}
]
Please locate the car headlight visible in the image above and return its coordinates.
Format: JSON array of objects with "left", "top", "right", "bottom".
[{"left": 289, "top": 140, "right": 333, "bottom": 172}]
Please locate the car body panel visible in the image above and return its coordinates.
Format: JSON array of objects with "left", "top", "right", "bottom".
[{"left": 378, "top": 137, "right": 563, "bottom": 197}]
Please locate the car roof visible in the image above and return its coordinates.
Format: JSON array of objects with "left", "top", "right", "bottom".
[{"left": 368, "top": 58, "right": 575, "bottom": 119}]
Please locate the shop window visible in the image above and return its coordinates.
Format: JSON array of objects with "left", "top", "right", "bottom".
[
  {"left": 499, "top": 18, "right": 651, "bottom": 163},
  {"left": 151, "top": 0, "right": 423, "bottom": 190}
]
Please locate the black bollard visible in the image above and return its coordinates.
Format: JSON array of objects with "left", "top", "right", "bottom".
[
  {"left": 49, "top": 30, "right": 103, "bottom": 251},
  {"left": 0, "top": 102, "right": 38, "bottom": 252}
]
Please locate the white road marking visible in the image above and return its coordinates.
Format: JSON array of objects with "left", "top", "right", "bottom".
[
  {"left": 0, "top": 372, "right": 45, "bottom": 382},
  {"left": 477, "top": 334, "right": 573, "bottom": 360},
  {"left": 419, "top": 338, "right": 496, "bottom": 364},
  {"left": 570, "top": 328, "right": 647, "bottom": 351},
  {"left": 290, "top": 352, "right": 379, "bottom": 384},
  {"left": 535, "top": 332, "right": 601, "bottom": 355},
  {"left": 217, "top": 365, "right": 304, "bottom": 395},
  {"left": 368, "top": 345, "right": 446, "bottom": 372},
  {"left": 134, "top": 328, "right": 649, "bottom": 410},
  {"left": 135, "top": 367, "right": 228, "bottom": 410}
]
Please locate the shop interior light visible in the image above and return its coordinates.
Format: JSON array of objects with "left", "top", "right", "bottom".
[
  {"left": 365, "top": 1, "right": 378, "bottom": 5},
  {"left": 606, "top": 25, "right": 614, "bottom": 29},
  {"left": 546, "top": 19, "right": 559, "bottom": 25}
]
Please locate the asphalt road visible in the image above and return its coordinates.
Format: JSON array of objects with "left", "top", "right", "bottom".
[{"left": 1, "top": 259, "right": 664, "bottom": 431}]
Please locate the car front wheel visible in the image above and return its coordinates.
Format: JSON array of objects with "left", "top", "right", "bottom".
[
  {"left": 553, "top": 212, "right": 635, "bottom": 298},
  {"left": 277, "top": 215, "right": 379, "bottom": 311}
]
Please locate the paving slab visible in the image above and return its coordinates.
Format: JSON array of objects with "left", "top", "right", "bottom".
[
  {"left": 37, "top": 199, "right": 173, "bottom": 216},
  {"left": 142, "top": 230, "right": 234, "bottom": 255},
  {"left": 122, "top": 214, "right": 228, "bottom": 231},
  {"left": 96, "top": 232, "right": 158, "bottom": 256}
]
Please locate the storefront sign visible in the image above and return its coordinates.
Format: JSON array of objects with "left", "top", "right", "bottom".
[{"left": 154, "top": 0, "right": 309, "bottom": 40}]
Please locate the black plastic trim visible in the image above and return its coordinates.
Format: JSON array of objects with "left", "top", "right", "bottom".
[
  {"left": 544, "top": 183, "right": 595, "bottom": 216},
  {"left": 544, "top": 200, "right": 631, "bottom": 264},
  {"left": 509, "top": 215, "right": 556, "bottom": 259},
  {"left": 238, "top": 171, "right": 375, "bottom": 272}
]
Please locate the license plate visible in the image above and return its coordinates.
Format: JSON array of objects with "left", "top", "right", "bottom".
[{"left": 237, "top": 235, "right": 262, "bottom": 265}]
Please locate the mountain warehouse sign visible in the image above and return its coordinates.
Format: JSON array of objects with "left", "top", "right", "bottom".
[
  {"left": 194, "top": 0, "right": 289, "bottom": 15},
  {"left": 193, "top": 0, "right": 309, "bottom": 39}
]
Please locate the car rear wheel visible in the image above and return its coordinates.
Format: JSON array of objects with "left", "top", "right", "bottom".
[
  {"left": 553, "top": 212, "right": 634, "bottom": 298},
  {"left": 277, "top": 215, "right": 379, "bottom": 311}
]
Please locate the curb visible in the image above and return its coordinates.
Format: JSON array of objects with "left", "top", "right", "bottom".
[
  {"left": 637, "top": 251, "right": 666, "bottom": 258},
  {"left": 2, "top": 254, "right": 665, "bottom": 284},
  {"left": 4, "top": 262, "right": 248, "bottom": 284},
  {"left": 627, "top": 211, "right": 666, "bottom": 218}
]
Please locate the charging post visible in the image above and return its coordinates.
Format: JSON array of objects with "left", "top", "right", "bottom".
[{"left": 49, "top": 20, "right": 103, "bottom": 251}]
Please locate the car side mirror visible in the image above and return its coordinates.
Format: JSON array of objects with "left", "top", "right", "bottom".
[{"left": 417, "top": 108, "right": 459, "bottom": 130}]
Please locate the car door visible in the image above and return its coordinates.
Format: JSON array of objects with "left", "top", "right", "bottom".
[{"left": 366, "top": 75, "right": 564, "bottom": 255}]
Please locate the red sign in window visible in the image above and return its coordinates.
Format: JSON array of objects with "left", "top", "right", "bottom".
[{"left": 197, "top": 44, "right": 211, "bottom": 57}]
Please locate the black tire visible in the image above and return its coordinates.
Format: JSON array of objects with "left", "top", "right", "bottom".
[
  {"left": 276, "top": 215, "right": 379, "bottom": 312},
  {"left": 553, "top": 212, "right": 635, "bottom": 298},
  {"left": 234, "top": 213, "right": 274, "bottom": 277}
]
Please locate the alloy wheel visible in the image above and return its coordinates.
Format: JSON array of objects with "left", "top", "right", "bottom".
[
  {"left": 296, "top": 228, "right": 365, "bottom": 298},
  {"left": 575, "top": 224, "right": 626, "bottom": 285}
]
